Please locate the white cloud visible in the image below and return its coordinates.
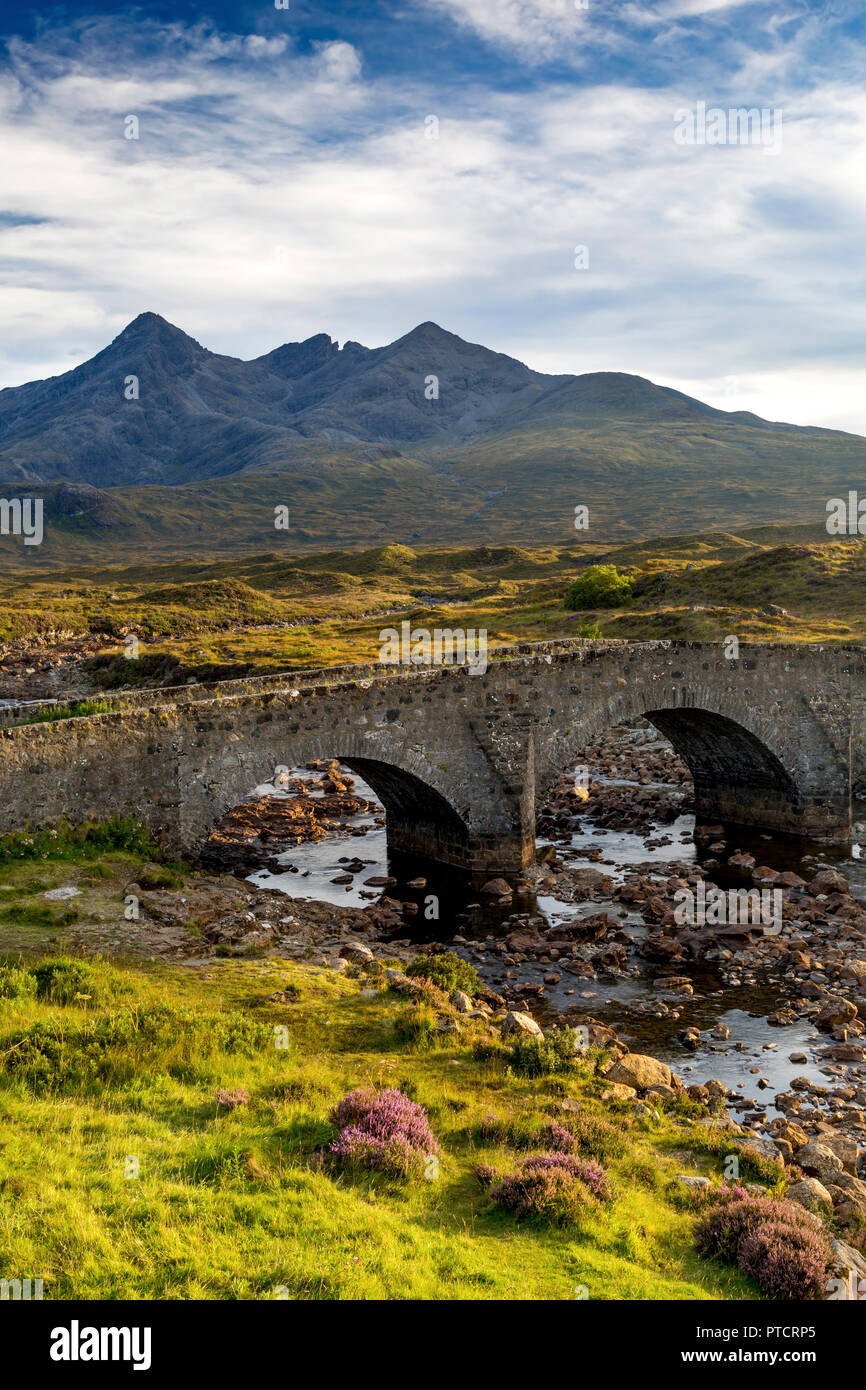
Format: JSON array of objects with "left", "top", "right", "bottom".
[
  {"left": 0, "top": 18, "right": 865, "bottom": 436},
  {"left": 423, "top": 0, "right": 591, "bottom": 60}
]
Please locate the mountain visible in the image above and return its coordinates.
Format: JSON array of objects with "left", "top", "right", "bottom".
[{"left": 0, "top": 312, "right": 864, "bottom": 564}]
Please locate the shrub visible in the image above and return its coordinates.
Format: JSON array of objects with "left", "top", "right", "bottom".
[
  {"left": 489, "top": 1152, "right": 612, "bottom": 1225},
  {"left": 328, "top": 1087, "right": 439, "bottom": 1177},
  {"left": 507, "top": 1026, "right": 582, "bottom": 1077},
  {"left": 32, "top": 959, "right": 98, "bottom": 1004},
  {"left": 533, "top": 1121, "right": 576, "bottom": 1153},
  {"left": 550, "top": 1110, "right": 628, "bottom": 1161},
  {"left": 694, "top": 1192, "right": 833, "bottom": 1299},
  {"left": 0, "top": 964, "right": 37, "bottom": 1000},
  {"left": 695, "top": 1193, "right": 820, "bottom": 1265},
  {"left": 405, "top": 951, "right": 480, "bottom": 997},
  {"left": 738, "top": 1220, "right": 831, "bottom": 1301},
  {"left": 473, "top": 1163, "right": 498, "bottom": 1187},
  {"left": 564, "top": 565, "right": 634, "bottom": 611},
  {"left": 522, "top": 1152, "right": 615, "bottom": 1202}
]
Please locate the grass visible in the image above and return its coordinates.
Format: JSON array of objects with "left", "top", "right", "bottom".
[
  {"left": 2, "top": 523, "right": 865, "bottom": 699},
  {"left": 0, "top": 866, "right": 771, "bottom": 1300},
  {"left": 9, "top": 698, "right": 118, "bottom": 725}
]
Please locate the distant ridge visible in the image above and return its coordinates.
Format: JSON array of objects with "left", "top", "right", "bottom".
[{"left": 0, "top": 313, "right": 856, "bottom": 490}]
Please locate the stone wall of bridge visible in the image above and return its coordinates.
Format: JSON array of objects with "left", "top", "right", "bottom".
[{"left": 0, "top": 640, "right": 862, "bottom": 872}]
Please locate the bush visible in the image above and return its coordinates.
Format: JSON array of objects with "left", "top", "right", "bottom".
[
  {"left": 406, "top": 951, "right": 480, "bottom": 998},
  {"left": 507, "top": 1026, "right": 582, "bottom": 1077},
  {"left": 489, "top": 1153, "right": 612, "bottom": 1224},
  {"left": 738, "top": 1220, "right": 831, "bottom": 1301},
  {"left": 32, "top": 959, "right": 99, "bottom": 1004},
  {"left": 523, "top": 1153, "right": 615, "bottom": 1202},
  {"left": 0, "top": 964, "right": 38, "bottom": 1000},
  {"left": 564, "top": 565, "right": 634, "bottom": 611},
  {"left": 546, "top": 1110, "right": 628, "bottom": 1161},
  {"left": 694, "top": 1192, "right": 833, "bottom": 1299},
  {"left": 695, "top": 1192, "right": 820, "bottom": 1265},
  {"left": 533, "top": 1121, "right": 577, "bottom": 1153},
  {"left": 215, "top": 1088, "right": 250, "bottom": 1112},
  {"left": 328, "top": 1087, "right": 439, "bottom": 1177}
]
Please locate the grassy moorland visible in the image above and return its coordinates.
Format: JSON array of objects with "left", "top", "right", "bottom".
[
  {"left": 0, "top": 834, "right": 776, "bottom": 1301},
  {"left": 0, "top": 522, "right": 864, "bottom": 693}
]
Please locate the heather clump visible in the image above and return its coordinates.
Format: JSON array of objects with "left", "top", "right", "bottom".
[
  {"left": 489, "top": 1151, "right": 614, "bottom": 1225},
  {"left": 738, "top": 1221, "right": 831, "bottom": 1301},
  {"left": 522, "top": 1153, "right": 615, "bottom": 1203},
  {"left": 695, "top": 1192, "right": 819, "bottom": 1264},
  {"left": 694, "top": 1192, "right": 833, "bottom": 1300},
  {"left": 215, "top": 1088, "right": 250, "bottom": 1112},
  {"left": 328, "top": 1087, "right": 439, "bottom": 1177},
  {"left": 532, "top": 1121, "right": 577, "bottom": 1153}
]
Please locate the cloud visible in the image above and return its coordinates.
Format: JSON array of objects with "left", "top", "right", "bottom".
[
  {"left": 0, "top": 14, "right": 865, "bottom": 435},
  {"left": 422, "top": 0, "right": 591, "bottom": 60}
]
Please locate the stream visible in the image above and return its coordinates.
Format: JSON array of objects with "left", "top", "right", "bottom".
[{"left": 248, "top": 736, "right": 866, "bottom": 1106}]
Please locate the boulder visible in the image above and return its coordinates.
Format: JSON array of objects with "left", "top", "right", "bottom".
[
  {"left": 742, "top": 1137, "right": 782, "bottom": 1164},
  {"left": 481, "top": 878, "right": 512, "bottom": 896},
  {"left": 827, "top": 1238, "right": 866, "bottom": 1300},
  {"left": 816, "top": 995, "right": 858, "bottom": 1030},
  {"left": 602, "top": 1082, "right": 637, "bottom": 1101},
  {"left": 824, "top": 1173, "right": 866, "bottom": 1223},
  {"left": 505, "top": 928, "right": 543, "bottom": 953},
  {"left": 810, "top": 868, "right": 850, "bottom": 895},
  {"left": 340, "top": 942, "right": 375, "bottom": 964},
  {"left": 785, "top": 1177, "right": 834, "bottom": 1213},
  {"left": 796, "top": 1141, "right": 845, "bottom": 1181},
  {"left": 500, "top": 1010, "right": 543, "bottom": 1039},
  {"left": 605, "top": 1052, "right": 672, "bottom": 1092},
  {"left": 818, "top": 1133, "right": 859, "bottom": 1174}
]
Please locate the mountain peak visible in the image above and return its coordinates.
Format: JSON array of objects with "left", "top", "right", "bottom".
[
  {"left": 398, "top": 320, "right": 460, "bottom": 344},
  {"left": 113, "top": 311, "right": 205, "bottom": 345}
]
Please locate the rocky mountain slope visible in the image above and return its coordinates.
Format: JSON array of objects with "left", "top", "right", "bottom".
[{"left": 1, "top": 314, "right": 865, "bottom": 560}]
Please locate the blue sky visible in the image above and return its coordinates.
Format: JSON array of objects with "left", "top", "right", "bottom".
[{"left": 1, "top": 0, "right": 865, "bottom": 430}]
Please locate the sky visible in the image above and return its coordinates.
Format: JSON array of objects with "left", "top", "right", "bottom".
[{"left": 1, "top": 0, "right": 865, "bottom": 430}]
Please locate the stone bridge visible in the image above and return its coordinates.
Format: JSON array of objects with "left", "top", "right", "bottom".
[{"left": 1, "top": 640, "right": 864, "bottom": 873}]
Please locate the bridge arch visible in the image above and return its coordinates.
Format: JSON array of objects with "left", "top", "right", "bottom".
[
  {"left": 532, "top": 657, "right": 847, "bottom": 840},
  {"left": 177, "top": 715, "right": 503, "bottom": 870}
]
